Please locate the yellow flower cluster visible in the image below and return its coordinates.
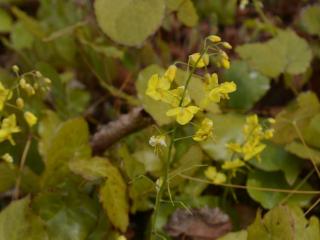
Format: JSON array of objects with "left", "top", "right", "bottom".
[
  {"left": 146, "top": 35, "right": 236, "bottom": 145},
  {"left": 205, "top": 114, "right": 275, "bottom": 184},
  {"left": 227, "top": 114, "right": 274, "bottom": 161},
  {"left": 0, "top": 66, "right": 51, "bottom": 150}
]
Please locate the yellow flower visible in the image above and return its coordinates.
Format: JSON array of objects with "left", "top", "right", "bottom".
[
  {"left": 264, "top": 129, "right": 274, "bottom": 139},
  {"left": 166, "top": 106, "right": 200, "bottom": 125},
  {"left": 189, "top": 53, "right": 209, "bottom": 68},
  {"left": 162, "top": 86, "right": 191, "bottom": 107},
  {"left": 24, "top": 111, "right": 37, "bottom": 127},
  {"left": 204, "top": 73, "right": 219, "bottom": 91},
  {"left": 226, "top": 142, "right": 242, "bottom": 153},
  {"left": 223, "top": 61, "right": 230, "bottom": 69},
  {"left": 0, "top": 114, "right": 21, "bottom": 145},
  {"left": 208, "top": 81, "right": 237, "bottom": 102},
  {"left": 0, "top": 83, "right": 12, "bottom": 111},
  {"left": 222, "top": 159, "right": 245, "bottom": 170},
  {"left": 204, "top": 166, "right": 226, "bottom": 184},
  {"left": 1, "top": 153, "right": 13, "bottom": 163},
  {"left": 164, "top": 65, "right": 177, "bottom": 82},
  {"left": 193, "top": 118, "right": 213, "bottom": 142},
  {"left": 146, "top": 74, "right": 171, "bottom": 101},
  {"left": 208, "top": 35, "right": 221, "bottom": 43},
  {"left": 242, "top": 143, "right": 266, "bottom": 161}
]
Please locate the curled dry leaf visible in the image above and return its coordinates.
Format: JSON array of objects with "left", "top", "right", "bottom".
[{"left": 165, "top": 207, "right": 232, "bottom": 240}]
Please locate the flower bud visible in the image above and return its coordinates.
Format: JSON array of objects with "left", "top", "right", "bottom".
[
  {"left": 16, "top": 98, "right": 24, "bottom": 109},
  {"left": 208, "top": 35, "right": 221, "bottom": 43},
  {"left": 24, "top": 111, "right": 37, "bottom": 127}
]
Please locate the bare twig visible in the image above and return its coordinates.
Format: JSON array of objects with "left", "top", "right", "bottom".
[{"left": 91, "top": 107, "right": 153, "bottom": 154}]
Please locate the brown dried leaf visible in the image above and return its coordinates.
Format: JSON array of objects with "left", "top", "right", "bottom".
[{"left": 165, "top": 207, "right": 232, "bottom": 240}]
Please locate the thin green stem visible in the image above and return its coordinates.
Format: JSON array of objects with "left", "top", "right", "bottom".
[{"left": 12, "top": 134, "right": 32, "bottom": 200}]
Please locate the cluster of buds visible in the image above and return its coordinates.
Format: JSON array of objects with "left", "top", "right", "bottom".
[
  {"left": 0, "top": 65, "right": 51, "bottom": 164},
  {"left": 205, "top": 114, "right": 275, "bottom": 184},
  {"left": 146, "top": 35, "right": 236, "bottom": 149}
]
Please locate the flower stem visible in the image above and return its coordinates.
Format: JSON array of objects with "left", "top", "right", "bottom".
[{"left": 149, "top": 46, "right": 208, "bottom": 239}]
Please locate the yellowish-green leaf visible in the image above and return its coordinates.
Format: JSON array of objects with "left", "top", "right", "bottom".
[
  {"left": 41, "top": 117, "right": 91, "bottom": 187},
  {"left": 94, "top": 0, "right": 165, "bottom": 46},
  {"left": 99, "top": 159, "right": 129, "bottom": 232},
  {"left": 177, "top": 0, "right": 198, "bottom": 27},
  {"left": 0, "top": 163, "right": 16, "bottom": 193},
  {"left": 237, "top": 30, "right": 312, "bottom": 78},
  {"left": 69, "top": 157, "right": 112, "bottom": 181},
  {"left": 247, "top": 205, "right": 320, "bottom": 240},
  {"left": 300, "top": 5, "right": 320, "bottom": 37},
  {"left": 11, "top": 7, "right": 46, "bottom": 39},
  {"left": 0, "top": 197, "right": 48, "bottom": 240},
  {"left": 247, "top": 170, "right": 315, "bottom": 209},
  {"left": 218, "top": 230, "right": 247, "bottom": 240},
  {"left": 273, "top": 91, "right": 320, "bottom": 144},
  {"left": 0, "top": 9, "right": 13, "bottom": 32},
  {"left": 136, "top": 64, "right": 172, "bottom": 125},
  {"left": 285, "top": 141, "right": 320, "bottom": 164}
]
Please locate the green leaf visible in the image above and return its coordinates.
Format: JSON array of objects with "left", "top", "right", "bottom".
[
  {"left": 237, "top": 30, "right": 312, "bottom": 78},
  {"left": 136, "top": 64, "right": 172, "bottom": 125},
  {"left": 0, "top": 197, "right": 48, "bottom": 240},
  {"left": 165, "top": 0, "right": 184, "bottom": 11},
  {"left": 117, "top": 144, "right": 145, "bottom": 179},
  {"left": 249, "top": 142, "right": 303, "bottom": 185},
  {"left": 11, "top": 7, "right": 46, "bottom": 39},
  {"left": 129, "top": 176, "right": 154, "bottom": 213},
  {"left": 285, "top": 141, "right": 320, "bottom": 164},
  {"left": 69, "top": 157, "right": 112, "bottom": 181},
  {"left": 223, "top": 60, "right": 270, "bottom": 111},
  {"left": 38, "top": 111, "right": 61, "bottom": 158},
  {"left": 218, "top": 230, "right": 247, "bottom": 240},
  {"left": 247, "top": 205, "right": 320, "bottom": 240},
  {"left": 0, "top": 9, "right": 13, "bottom": 32},
  {"left": 177, "top": 0, "right": 198, "bottom": 27},
  {"left": 247, "top": 170, "right": 315, "bottom": 209},
  {"left": 200, "top": 114, "right": 245, "bottom": 161},
  {"left": 171, "top": 145, "right": 203, "bottom": 187},
  {"left": 94, "top": 0, "right": 165, "bottom": 46},
  {"left": 10, "top": 22, "right": 35, "bottom": 50},
  {"left": 99, "top": 159, "right": 129, "bottom": 232},
  {"left": 133, "top": 148, "right": 162, "bottom": 173},
  {"left": 33, "top": 192, "right": 98, "bottom": 240},
  {"left": 273, "top": 91, "right": 320, "bottom": 144},
  {"left": 41, "top": 117, "right": 91, "bottom": 187},
  {"left": 303, "top": 113, "right": 320, "bottom": 149},
  {"left": 300, "top": 5, "right": 320, "bottom": 37},
  {"left": 0, "top": 163, "right": 16, "bottom": 193},
  {"left": 66, "top": 87, "right": 90, "bottom": 117}
]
